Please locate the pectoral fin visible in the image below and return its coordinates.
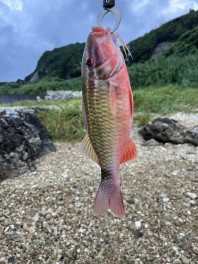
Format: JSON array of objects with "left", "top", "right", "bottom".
[
  {"left": 121, "top": 138, "right": 137, "bottom": 164},
  {"left": 82, "top": 133, "right": 100, "bottom": 164}
]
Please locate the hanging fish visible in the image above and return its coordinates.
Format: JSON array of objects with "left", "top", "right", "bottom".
[{"left": 81, "top": 26, "right": 137, "bottom": 218}]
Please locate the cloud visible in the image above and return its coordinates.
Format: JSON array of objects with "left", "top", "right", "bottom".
[
  {"left": 162, "top": 0, "right": 198, "bottom": 15},
  {"left": 0, "top": 0, "right": 23, "bottom": 11},
  {"left": 0, "top": 0, "right": 197, "bottom": 81}
]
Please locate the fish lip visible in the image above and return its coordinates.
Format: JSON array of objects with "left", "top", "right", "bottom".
[{"left": 91, "top": 26, "right": 110, "bottom": 38}]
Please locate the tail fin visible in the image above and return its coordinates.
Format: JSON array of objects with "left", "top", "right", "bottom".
[{"left": 93, "top": 180, "right": 125, "bottom": 218}]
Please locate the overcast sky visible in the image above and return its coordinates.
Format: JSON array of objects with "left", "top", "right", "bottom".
[{"left": 0, "top": 0, "right": 198, "bottom": 82}]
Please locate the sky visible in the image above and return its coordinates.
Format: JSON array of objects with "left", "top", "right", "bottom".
[{"left": 0, "top": 0, "right": 198, "bottom": 82}]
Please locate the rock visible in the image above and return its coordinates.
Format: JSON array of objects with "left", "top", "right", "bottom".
[
  {"left": 0, "top": 108, "right": 56, "bottom": 181},
  {"left": 45, "top": 90, "right": 82, "bottom": 100},
  {"left": 139, "top": 117, "right": 198, "bottom": 146},
  {"left": 145, "top": 139, "right": 161, "bottom": 146},
  {"left": 152, "top": 42, "right": 169, "bottom": 57}
]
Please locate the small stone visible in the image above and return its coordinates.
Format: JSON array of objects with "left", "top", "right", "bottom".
[
  {"left": 0, "top": 257, "right": 7, "bottom": 264},
  {"left": 135, "top": 221, "right": 142, "bottom": 229},
  {"left": 178, "top": 232, "right": 186, "bottom": 240},
  {"left": 189, "top": 200, "right": 196, "bottom": 206},
  {"left": 10, "top": 224, "right": 15, "bottom": 230},
  {"left": 23, "top": 223, "right": 29, "bottom": 230},
  {"left": 146, "top": 139, "right": 161, "bottom": 146},
  {"left": 163, "top": 197, "right": 170, "bottom": 202},
  {"left": 127, "top": 199, "right": 135, "bottom": 204},
  {"left": 134, "top": 230, "right": 143, "bottom": 239},
  {"left": 4, "top": 226, "right": 10, "bottom": 233},
  {"left": 135, "top": 258, "right": 143, "bottom": 264},
  {"left": 147, "top": 230, "right": 153, "bottom": 237},
  {"left": 8, "top": 255, "right": 16, "bottom": 263},
  {"left": 160, "top": 193, "right": 168, "bottom": 199},
  {"left": 46, "top": 214, "right": 51, "bottom": 220},
  {"left": 186, "top": 192, "right": 197, "bottom": 199},
  {"left": 33, "top": 212, "right": 40, "bottom": 222},
  {"left": 182, "top": 257, "right": 190, "bottom": 264},
  {"left": 175, "top": 218, "right": 183, "bottom": 226},
  {"left": 22, "top": 152, "right": 28, "bottom": 160},
  {"left": 193, "top": 246, "right": 198, "bottom": 254}
]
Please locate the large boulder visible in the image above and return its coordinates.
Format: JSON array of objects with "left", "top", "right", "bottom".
[
  {"left": 139, "top": 117, "right": 198, "bottom": 146},
  {"left": 0, "top": 108, "right": 56, "bottom": 181}
]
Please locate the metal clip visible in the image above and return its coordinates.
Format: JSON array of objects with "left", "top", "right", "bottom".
[{"left": 97, "top": 5, "right": 121, "bottom": 33}]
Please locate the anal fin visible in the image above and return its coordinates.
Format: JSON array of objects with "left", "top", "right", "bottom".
[
  {"left": 121, "top": 138, "right": 137, "bottom": 164},
  {"left": 82, "top": 133, "right": 100, "bottom": 164}
]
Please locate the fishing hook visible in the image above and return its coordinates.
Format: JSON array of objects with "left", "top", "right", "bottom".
[{"left": 97, "top": 0, "right": 121, "bottom": 33}]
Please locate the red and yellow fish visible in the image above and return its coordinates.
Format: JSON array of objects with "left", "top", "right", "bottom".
[{"left": 81, "top": 26, "right": 137, "bottom": 218}]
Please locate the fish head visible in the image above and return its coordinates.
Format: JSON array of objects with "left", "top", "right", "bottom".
[{"left": 83, "top": 26, "right": 124, "bottom": 79}]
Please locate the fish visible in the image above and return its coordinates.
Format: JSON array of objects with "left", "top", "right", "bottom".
[{"left": 81, "top": 26, "right": 137, "bottom": 218}]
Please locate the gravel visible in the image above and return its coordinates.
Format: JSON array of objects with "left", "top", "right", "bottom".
[{"left": 0, "top": 113, "right": 197, "bottom": 263}]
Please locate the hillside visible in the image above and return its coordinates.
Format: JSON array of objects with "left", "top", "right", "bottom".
[
  {"left": 24, "top": 10, "right": 198, "bottom": 83},
  {"left": 128, "top": 9, "right": 198, "bottom": 63},
  {"left": 25, "top": 43, "right": 85, "bottom": 82},
  {"left": 0, "top": 10, "right": 198, "bottom": 94}
]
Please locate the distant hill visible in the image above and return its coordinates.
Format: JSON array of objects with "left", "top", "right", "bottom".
[
  {"left": 1, "top": 10, "right": 198, "bottom": 94},
  {"left": 24, "top": 10, "right": 197, "bottom": 82},
  {"left": 25, "top": 43, "right": 85, "bottom": 82},
  {"left": 127, "top": 9, "right": 198, "bottom": 63}
]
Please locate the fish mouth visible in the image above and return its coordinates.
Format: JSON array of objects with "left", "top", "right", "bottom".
[{"left": 91, "top": 26, "right": 110, "bottom": 38}]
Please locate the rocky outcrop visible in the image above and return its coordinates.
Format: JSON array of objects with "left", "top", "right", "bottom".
[
  {"left": 151, "top": 42, "right": 169, "bottom": 57},
  {"left": 139, "top": 117, "right": 198, "bottom": 146},
  {"left": 0, "top": 108, "right": 56, "bottom": 181}
]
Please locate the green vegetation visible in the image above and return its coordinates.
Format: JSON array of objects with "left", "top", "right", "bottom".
[
  {"left": 129, "top": 52, "right": 198, "bottom": 88},
  {"left": 3, "top": 86, "right": 197, "bottom": 141},
  {"left": 133, "top": 112, "right": 154, "bottom": 127},
  {"left": 25, "top": 43, "right": 85, "bottom": 82},
  {"left": 0, "top": 77, "right": 81, "bottom": 95},
  {"left": 164, "top": 25, "right": 198, "bottom": 57},
  {"left": 37, "top": 99, "right": 84, "bottom": 141},
  {"left": 128, "top": 9, "right": 198, "bottom": 63},
  {"left": 133, "top": 86, "right": 198, "bottom": 114}
]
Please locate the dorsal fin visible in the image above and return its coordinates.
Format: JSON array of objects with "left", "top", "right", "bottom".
[
  {"left": 82, "top": 133, "right": 100, "bottom": 164},
  {"left": 121, "top": 137, "right": 137, "bottom": 164}
]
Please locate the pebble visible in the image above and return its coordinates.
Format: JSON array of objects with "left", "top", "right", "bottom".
[
  {"left": 0, "top": 257, "right": 7, "bottom": 264},
  {"left": 0, "top": 115, "right": 197, "bottom": 263},
  {"left": 178, "top": 232, "right": 186, "bottom": 240},
  {"left": 182, "top": 257, "right": 190, "bottom": 264},
  {"left": 186, "top": 192, "right": 197, "bottom": 199},
  {"left": 146, "top": 139, "right": 161, "bottom": 146},
  {"left": 135, "top": 221, "right": 142, "bottom": 229},
  {"left": 134, "top": 230, "right": 143, "bottom": 239}
]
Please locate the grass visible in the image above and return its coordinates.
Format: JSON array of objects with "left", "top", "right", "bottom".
[
  {"left": 1, "top": 86, "right": 197, "bottom": 141},
  {"left": 37, "top": 99, "right": 84, "bottom": 141},
  {"left": 133, "top": 85, "right": 198, "bottom": 114},
  {"left": 1, "top": 98, "right": 81, "bottom": 107}
]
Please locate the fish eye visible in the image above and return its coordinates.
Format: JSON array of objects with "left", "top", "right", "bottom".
[{"left": 86, "top": 58, "right": 94, "bottom": 66}]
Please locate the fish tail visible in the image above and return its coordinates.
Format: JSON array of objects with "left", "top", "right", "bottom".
[{"left": 93, "top": 171, "right": 125, "bottom": 218}]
